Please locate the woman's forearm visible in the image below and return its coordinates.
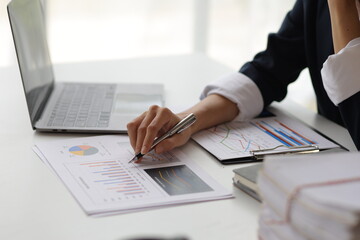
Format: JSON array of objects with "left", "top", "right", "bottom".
[
  {"left": 179, "top": 94, "right": 239, "bottom": 135},
  {"left": 328, "top": 0, "right": 360, "bottom": 53}
]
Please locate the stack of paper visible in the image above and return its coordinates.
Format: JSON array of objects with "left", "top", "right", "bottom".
[
  {"left": 34, "top": 135, "right": 232, "bottom": 216},
  {"left": 257, "top": 152, "right": 360, "bottom": 240}
]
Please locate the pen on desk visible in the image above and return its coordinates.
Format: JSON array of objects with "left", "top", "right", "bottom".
[{"left": 128, "top": 113, "right": 197, "bottom": 163}]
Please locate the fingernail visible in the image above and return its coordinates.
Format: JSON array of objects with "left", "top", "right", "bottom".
[{"left": 141, "top": 146, "right": 147, "bottom": 155}]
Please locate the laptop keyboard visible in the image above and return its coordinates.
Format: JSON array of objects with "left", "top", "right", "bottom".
[{"left": 47, "top": 83, "right": 116, "bottom": 128}]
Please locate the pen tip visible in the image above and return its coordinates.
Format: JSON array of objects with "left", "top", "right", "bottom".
[
  {"left": 128, "top": 156, "right": 137, "bottom": 163},
  {"left": 128, "top": 153, "right": 144, "bottom": 164}
]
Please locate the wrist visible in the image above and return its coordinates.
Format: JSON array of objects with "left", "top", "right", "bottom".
[
  {"left": 178, "top": 94, "right": 239, "bottom": 136},
  {"left": 177, "top": 110, "right": 202, "bottom": 135}
]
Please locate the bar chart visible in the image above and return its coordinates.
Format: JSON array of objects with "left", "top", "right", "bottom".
[
  {"left": 64, "top": 159, "right": 158, "bottom": 204},
  {"left": 252, "top": 119, "right": 317, "bottom": 147}
]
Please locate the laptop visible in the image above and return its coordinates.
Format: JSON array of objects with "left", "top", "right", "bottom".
[{"left": 7, "top": 0, "right": 164, "bottom": 133}]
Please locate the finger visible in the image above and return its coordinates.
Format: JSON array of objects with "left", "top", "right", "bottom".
[
  {"left": 141, "top": 108, "right": 175, "bottom": 154},
  {"left": 134, "top": 157, "right": 142, "bottom": 164},
  {"left": 136, "top": 134, "right": 183, "bottom": 164},
  {"left": 127, "top": 112, "right": 147, "bottom": 151},
  {"left": 135, "top": 107, "right": 159, "bottom": 154}
]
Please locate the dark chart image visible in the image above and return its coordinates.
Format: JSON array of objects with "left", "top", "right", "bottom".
[{"left": 145, "top": 165, "right": 213, "bottom": 196}]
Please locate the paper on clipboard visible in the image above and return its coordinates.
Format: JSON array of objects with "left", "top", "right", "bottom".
[{"left": 192, "top": 114, "right": 340, "bottom": 163}]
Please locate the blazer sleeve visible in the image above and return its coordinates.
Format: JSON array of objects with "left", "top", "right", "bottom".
[{"left": 239, "top": 0, "right": 307, "bottom": 107}]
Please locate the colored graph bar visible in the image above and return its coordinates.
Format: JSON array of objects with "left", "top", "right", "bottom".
[
  {"left": 275, "top": 120, "right": 316, "bottom": 144},
  {"left": 78, "top": 159, "right": 147, "bottom": 198},
  {"left": 94, "top": 178, "right": 125, "bottom": 182},
  {"left": 255, "top": 122, "right": 293, "bottom": 146},
  {"left": 261, "top": 121, "right": 304, "bottom": 146},
  {"left": 101, "top": 171, "right": 127, "bottom": 175},
  {"left": 108, "top": 177, "right": 129, "bottom": 180},
  {"left": 87, "top": 163, "right": 120, "bottom": 167},
  {"left": 80, "top": 160, "right": 116, "bottom": 165},
  {"left": 117, "top": 188, "right": 143, "bottom": 193},
  {"left": 103, "top": 180, "right": 135, "bottom": 184},
  {"left": 107, "top": 174, "right": 129, "bottom": 177},
  {"left": 277, "top": 130, "right": 303, "bottom": 146},
  {"left": 92, "top": 170, "right": 125, "bottom": 173},
  {"left": 124, "top": 191, "right": 146, "bottom": 195},
  {"left": 107, "top": 185, "right": 140, "bottom": 190}
]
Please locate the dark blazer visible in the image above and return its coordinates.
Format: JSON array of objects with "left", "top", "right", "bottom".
[{"left": 240, "top": 0, "right": 360, "bottom": 149}]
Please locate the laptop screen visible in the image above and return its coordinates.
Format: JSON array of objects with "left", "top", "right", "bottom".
[{"left": 8, "top": 0, "right": 54, "bottom": 127}]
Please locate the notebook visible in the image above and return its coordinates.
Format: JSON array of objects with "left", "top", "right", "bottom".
[
  {"left": 7, "top": 0, "right": 164, "bottom": 133},
  {"left": 233, "top": 163, "right": 262, "bottom": 201}
]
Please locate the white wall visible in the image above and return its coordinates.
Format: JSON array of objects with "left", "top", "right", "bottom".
[{"left": 0, "top": 0, "right": 315, "bottom": 110}]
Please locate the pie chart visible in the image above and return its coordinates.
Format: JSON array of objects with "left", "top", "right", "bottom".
[{"left": 69, "top": 145, "right": 99, "bottom": 156}]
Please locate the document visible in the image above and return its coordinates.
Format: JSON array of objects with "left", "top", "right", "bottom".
[
  {"left": 34, "top": 135, "right": 232, "bottom": 216},
  {"left": 192, "top": 114, "right": 340, "bottom": 163}
]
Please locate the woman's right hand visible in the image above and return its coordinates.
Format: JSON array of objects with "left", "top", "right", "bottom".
[{"left": 127, "top": 105, "right": 194, "bottom": 162}]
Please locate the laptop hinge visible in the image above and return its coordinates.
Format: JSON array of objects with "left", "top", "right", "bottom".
[{"left": 32, "top": 81, "right": 54, "bottom": 129}]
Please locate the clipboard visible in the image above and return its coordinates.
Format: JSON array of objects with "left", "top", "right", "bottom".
[
  {"left": 250, "top": 144, "right": 319, "bottom": 160},
  {"left": 191, "top": 113, "right": 343, "bottom": 165}
]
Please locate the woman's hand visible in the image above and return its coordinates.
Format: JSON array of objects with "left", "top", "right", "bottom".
[
  {"left": 127, "top": 105, "right": 193, "bottom": 162},
  {"left": 127, "top": 94, "right": 239, "bottom": 163}
]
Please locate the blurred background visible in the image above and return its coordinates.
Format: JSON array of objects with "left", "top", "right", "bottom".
[{"left": 0, "top": 0, "right": 316, "bottom": 111}]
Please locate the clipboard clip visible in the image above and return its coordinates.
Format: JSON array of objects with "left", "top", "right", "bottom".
[{"left": 250, "top": 144, "right": 320, "bottom": 161}]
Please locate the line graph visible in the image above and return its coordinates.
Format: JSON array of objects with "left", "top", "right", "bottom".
[
  {"left": 207, "top": 123, "right": 265, "bottom": 153},
  {"left": 204, "top": 118, "right": 317, "bottom": 152},
  {"left": 145, "top": 165, "right": 213, "bottom": 196}
]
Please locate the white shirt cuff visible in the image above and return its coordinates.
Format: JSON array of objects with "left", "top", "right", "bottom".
[
  {"left": 200, "top": 72, "right": 264, "bottom": 121},
  {"left": 321, "top": 37, "right": 360, "bottom": 106}
]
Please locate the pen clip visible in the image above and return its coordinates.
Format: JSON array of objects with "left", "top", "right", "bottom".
[
  {"left": 151, "top": 113, "right": 196, "bottom": 148},
  {"left": 250, "top": 144, "right": 319, "bottom": 160},
  {"left": 168, "top": 113, "right": 196, "bottom": 135},
  {"left": 176, "top": 117, "right": 196, "bottom": 134}
]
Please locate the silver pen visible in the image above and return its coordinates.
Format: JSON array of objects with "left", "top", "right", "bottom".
[{"left": 128, "top": 113, "right": 197, "bottom": 163}]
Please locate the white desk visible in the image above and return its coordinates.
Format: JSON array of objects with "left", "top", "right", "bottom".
[{"left": 0, "top": 54, "right": 356, "bottom": 240}]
